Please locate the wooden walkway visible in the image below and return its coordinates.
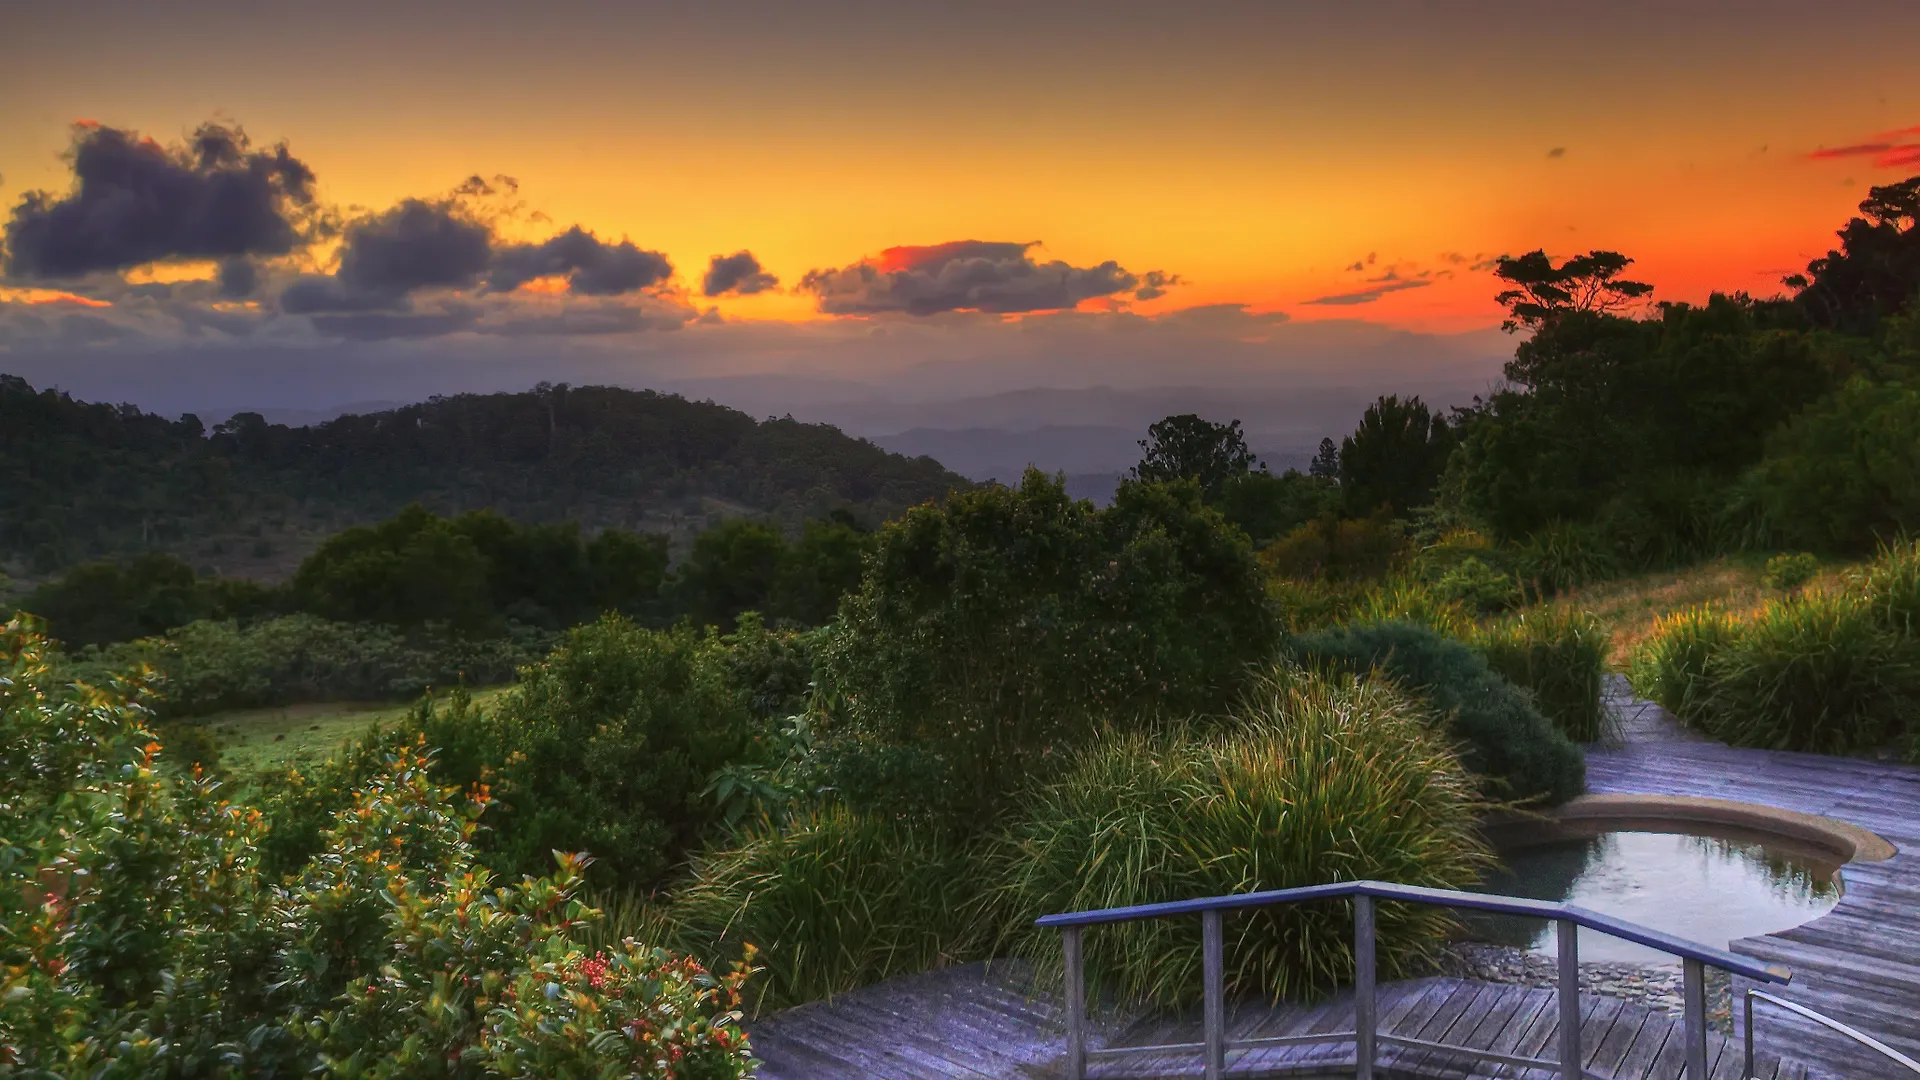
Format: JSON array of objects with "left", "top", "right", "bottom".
[
  {"left": 749, "top": 679, "right": 1919, "bottom": 1079},
  {"left": 1587, "top": 677, "right": 1920, "bottom": 1078},
  {"left": 748, "top": 968, "right": 1827, "bottom": 1080}
]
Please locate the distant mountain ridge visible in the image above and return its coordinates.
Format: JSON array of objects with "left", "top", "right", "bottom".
[{"left": 0, "top": 375, "right": 968, "bottom": 581}]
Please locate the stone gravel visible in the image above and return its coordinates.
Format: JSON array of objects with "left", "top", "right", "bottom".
[{"left": 1434, "top": 942, "right": 1735, "bottom": 1032}]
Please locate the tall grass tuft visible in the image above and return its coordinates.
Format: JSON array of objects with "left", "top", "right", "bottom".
[
  {"left": 1860, "top": 537, "right": 1920, "bottom": 638},
  {"left": 670, "top": 804, "right": 985, "bottom": 1012},
  {"left": 1349, "top": 581, "right": 1474, "bottom": 637},
  {"left": 1472, "top": 607, "right": 1612, "bottom": 743},
  {"left": 987, "top": 667, "right": 1490, "bottom": 1007},
  {"left": 1694, "top": 590, "right": 1920, "bottom": 753},
  {"left": 1627, "top": 606, "right": 1737, "bottom": 724}
]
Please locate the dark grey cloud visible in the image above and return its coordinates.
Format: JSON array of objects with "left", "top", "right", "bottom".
[
  {"left": 1547, "top": 146, "right": 1567, "bottom": 159},
  {"left": 702, "top": 250, "right": 779, "bottom": 297},
  {"left": 798, "top": 240, "right": 1167, "bottom": 315},
  {"left": 3, "top": 121, "right": 316, "bottom": 279},
  {"left": 216, "top": 257, "right": 258, "bottom": 299},
  {"left": 487, "top": 226, "right": 672, "bottom": 296},
  {"left": 279, "top": 275, "right": 410, "bottom": 314},
  {"left": 336, "top": 199, "right": 494, "bottom": 296},
  {"left": 479, "top": 304, "right": 691, "bottom": 337},
  {"left": 1302, "top": 271, "right": 1432, "bottom": 306},
  {"left": 1133, "top": 270, "right": 1183, "bottom": 301}
]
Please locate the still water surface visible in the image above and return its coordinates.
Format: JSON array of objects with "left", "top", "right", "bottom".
[{"left": 1468, "top": 830, "right": 1840, "bottom": 964}]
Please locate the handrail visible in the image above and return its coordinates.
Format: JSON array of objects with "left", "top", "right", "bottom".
[
  {"left": 1036, "top": 879, "right": 1795, "bottom": 1080},
  {"left": 1034, "top": 879, "right": 1793, "bottom": 984},
  {"left": 1744, "top": 989, "right": 1920, "bottom": 1078}
]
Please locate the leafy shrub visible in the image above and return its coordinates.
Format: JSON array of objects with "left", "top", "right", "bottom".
[
  {"left": 1431, "top": 556, "right": 1521, "bottom": 612},
  {"left": 473, "top": 616, "right": 761, "bottom": 890},
  {"left": 1472, "top": 607, "right": 1612, "bottom": 743},
  {"left": 18, "top": 551, "right": 279, "bottom": 648},
  {"left": 987, "top": 667, "right": 1489, "bottom": 1006},
  {"left": 672, "top": 805, "right": 983, "bottom": 1011},
  {"left": 1263, "top": 576, "right": 1365, "bottom": 634},
  {"left": 816, "top": 471, "right": 1277, "bottom": 825},
  {"left": 63, "top": 614, "right": 550, "bottom": 718},
  {"left": 1746, "top": 376, "right": 1920, "bottom": 551},
  {"left": 1627, "top": 606, "right": 1738, "bottom": 723},
  {"left": 1762, "top": 552, "right": 1821, "bottom": 592},
  {"left": 1260, "top": 511, "right": 1405, "bottom": 582},
  {"left": 1692, "top": 591, "right": 1920, "bottom": 753},
  {"left": 1292, "top": 621, "right": 1585, "bottom": 804},
  {"left": 0, "top": 617, "right": 757, "bottom": 1078}
]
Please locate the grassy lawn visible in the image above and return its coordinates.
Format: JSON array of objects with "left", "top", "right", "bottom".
[
  {"left": 1546, "top": 554, "right": 1858, "bottom": 668},
  {"left": 203, "top": 686, "right": 513, "bottom": 773}
]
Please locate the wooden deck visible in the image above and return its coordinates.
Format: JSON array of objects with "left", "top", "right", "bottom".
[
  {"left": 1587, "top": 677, "right": 1920, "bottom": 1078},
  {"left": 748, "top": 968, "right": 1829, "bottom": 1080},
  {"left": 749, "top": 679, "right": 1919, "bottom": 1079}
]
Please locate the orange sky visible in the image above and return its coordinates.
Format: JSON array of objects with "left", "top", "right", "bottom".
[{"left": 3, "top": 0, "right": 1919, "bottom": 335}]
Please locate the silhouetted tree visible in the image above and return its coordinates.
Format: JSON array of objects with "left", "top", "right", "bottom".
[
  {"left": 1340, "top": 396, "right": 1454, "bottom": 517},
  {"left": 1789, "top": 175, "right": 1920, "bottom": 335},
  {"left": 1131, "top": 414, "right": 1260, "bottom": 499},
  {"left": 1309, "top": 437, "right": 1341, "bottom": 480},
  {"left": 1494, "top": 250, "right": 1653, "bottom": 332}
]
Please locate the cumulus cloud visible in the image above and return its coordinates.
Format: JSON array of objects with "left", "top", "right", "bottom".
[
  {"left": 1133, "top": 270, "right": 1183, "bottom": 301},
  {"left": 1806, "top": 125, "right": 1920, "bottom": 169},
  {"left": 797, "top": 240, "right": 1172, "bottom": 315},
  {"left": 487, "top": 226, "right": 673, "bottom": 296},
  {"left": 702, "top": 250, "right": 779, "bottom": 297},
  {"left": 3, "top": 121, "right": 316, "bottom": 279}
]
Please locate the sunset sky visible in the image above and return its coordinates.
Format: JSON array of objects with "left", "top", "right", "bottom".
[{"left": 3, "top": 0, "right": 1919, "bottom": 427}]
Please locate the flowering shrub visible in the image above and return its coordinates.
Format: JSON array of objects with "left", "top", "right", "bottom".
[{"left": 0, "top": 616, "right": 758, "bottom": 1078}]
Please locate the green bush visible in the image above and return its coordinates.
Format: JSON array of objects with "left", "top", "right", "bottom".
[
  {"left": 816, "top": 471, "right": 1278, "bottom": 825},
  {"left": 1627, "top": 606, "right": 1738, "bottom": 723},
  {"left": 1292, "top": 621, "right": 1585, "bottom": 804},
  {"left": 0, "top": 617, "right": 757, "bottom": 1077},
  {"left": 1348, "top": 581, "right": 1473, "bottom": 637},
  {"left": 672, "top": 805, "right": 983, "bottom": 1012},
  {"left": 62, "top": 614, "right": 549, "bottom": 718},
  {"left": 1762, "top": 552, "right": 1821, "bottom": 591},
  {"left": 473, "top": 616, "right": 761, "bottom": 890},
  {"left": 1473, "top": 607, "right": 1612, "bottom": 743},
  {"left": 1693, "top": 591, "right": 1920, "bottom": 753},
  {"left": 1432, "top": 556, "right": 1521, "bottom": 612},
  {"left": 1745, "top": 376, "right": 1920, "bottom": 552},
  {"left": 987, "top": 667, "right": 1489, "bottom": 1005}
]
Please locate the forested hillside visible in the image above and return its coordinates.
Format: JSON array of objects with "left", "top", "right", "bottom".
[{"left": 0, "top": 379, "right": 967, "bottom": 577}]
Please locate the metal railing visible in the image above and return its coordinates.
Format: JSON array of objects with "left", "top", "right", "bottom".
[
  {"left": 1034, "top": 879, "right": 1794, "bottom": 1080},
  {"left": 1743, "top": 989, "right": 1920, "bottom": 1078}
]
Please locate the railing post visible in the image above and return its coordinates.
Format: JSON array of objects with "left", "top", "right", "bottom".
[
  {"left": 1683, "top": 958, "right": 1709, "bottom": 1079},
  {"left": 1203, "top": 909, "right": 1225, "bottom": 1080},
  {"left": 1063, "top": 927, "right": 1085, "bottom": 1080},
  {"left": 1557, "top": 919, "right": 1582, "bottom": 1080},
  {"left": 1354, "top": 893, "right": 1376, "bottom": 1080},
  {"left": 1743, "top": 989, "right": 1755, "bottom": 1080}
]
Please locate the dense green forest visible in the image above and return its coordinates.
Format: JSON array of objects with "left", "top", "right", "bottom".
[
  {"left": 4, "top": 176, "right": 1917, "bottom": 1075},
  {"left": 0, "top": 379, "right": 967, "bottom": 577}
]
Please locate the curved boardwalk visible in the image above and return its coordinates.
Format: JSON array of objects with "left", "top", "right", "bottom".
[
  {"left": 749, "top": 682, "right": 1918, "bottom": 1078},
  {"left": 1590, "top": 677, "right": 1920, "bottom": 1077}
]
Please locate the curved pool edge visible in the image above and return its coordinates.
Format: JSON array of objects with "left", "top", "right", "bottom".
[{"left": 1488, "top": 793, "right": 1897, "bottom": 864}]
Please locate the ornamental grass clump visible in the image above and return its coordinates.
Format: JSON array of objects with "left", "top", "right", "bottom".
[
  {"left": 1473, "top": 607, "right": 1612, "bottom": 743},
  {"left": 987, "top": 667, "right": 1489, "bottom": 1007},
  {"left": 1627, "top": 605, "right": 1738, "bottom": 724},
  {"left": 1692, "top": 590, "right": 1920, "bottom": 753},
  {"left": 671, "top": 803, "right": 986, "bottom": 1012},
  {"left": 1860, "top": 537, "right": 1920, "bottom": 638}
]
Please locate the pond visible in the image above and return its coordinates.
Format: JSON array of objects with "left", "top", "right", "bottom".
[{"left": 1467, "top": 828, "right": 1842, "bottom": 964}]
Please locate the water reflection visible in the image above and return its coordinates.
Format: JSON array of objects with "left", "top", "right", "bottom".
[{"left": 1466, "top": 830, "right": 1840, "bottom": 964}]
